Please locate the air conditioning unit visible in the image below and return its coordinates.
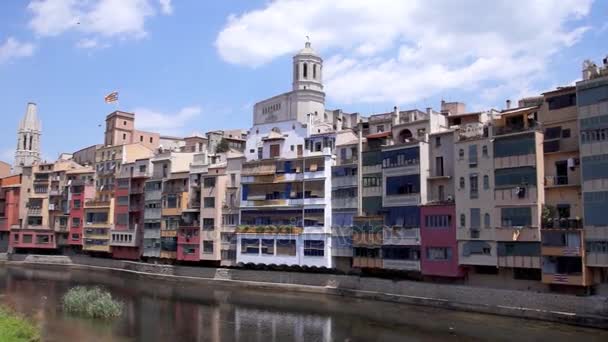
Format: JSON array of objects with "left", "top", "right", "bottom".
[
  {"left": 447, "top": 195, "right": 454, "bottom": 202},
  {"left": 515, "top": 187, "right": 526, "bottom": 198}
]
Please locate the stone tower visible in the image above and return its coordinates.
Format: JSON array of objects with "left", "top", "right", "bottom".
[
  {"left": 292, "top": 41, "right": 324, "bottom": 92},
  {"left": 14, "top": 102, "right": 41, "bottom": 174}
]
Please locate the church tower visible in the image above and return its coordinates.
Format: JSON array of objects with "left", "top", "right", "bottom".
[
  {"left": 292, "top": 40, "right": 324, "bottom": 92},
  {"left": 14, "top": 102, "right": 41, "bottom": 174}
]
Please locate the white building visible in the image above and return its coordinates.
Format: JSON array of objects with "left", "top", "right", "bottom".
[{"left": 236, "top": 42, "right": 336, "bottom": 268}]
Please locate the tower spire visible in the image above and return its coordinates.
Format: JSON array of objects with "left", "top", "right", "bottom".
[{"left": 14, "top": 102, "right": 42, "bottom": 174}]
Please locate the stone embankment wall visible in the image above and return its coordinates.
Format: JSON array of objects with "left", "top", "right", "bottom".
[{"left": 3, "top": 254, "right": 608, "bottom": 329}]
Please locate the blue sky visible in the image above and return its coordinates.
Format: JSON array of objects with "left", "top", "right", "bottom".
[{"left": 0, "top": 0, "right": 606, "bottom": 162}]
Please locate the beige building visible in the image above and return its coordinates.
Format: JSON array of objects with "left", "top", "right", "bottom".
[
  {"left": 104, "top": 111, "right": 160, "bottom": 150},
  {"left": 538, "top": 86, "right": 591, "bottom": 288}
]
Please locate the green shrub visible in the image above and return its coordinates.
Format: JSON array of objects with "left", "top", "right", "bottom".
[
  {"left": 0, "top": 306, "right": 40, "bottom": 342},
  {"left": 62, "top": 286, "right": 123, "bottom": 320}
]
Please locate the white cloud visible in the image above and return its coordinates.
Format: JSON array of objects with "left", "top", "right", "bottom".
[
  {"left": 0, "top": 37, "right": 35, "bottom": 64},
  {"left": 159, "top": 0, "right": 172, "bottom": 15},
  {"left": 28, "top": 0, "right": 171, "bottom": 45},
  {"left": 216, "top": 0, "right": 593, "bottom": 106},
  {"left": 132, "top": 106, "right": 202, "bottom": 136}
]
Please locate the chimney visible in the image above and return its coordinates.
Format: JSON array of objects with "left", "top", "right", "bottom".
[
  {"left": 392, "top": 106, "right": 399, "bottom": 125},
  {"left": 506, "top": 99, "right": 511, "bottom": 110}
]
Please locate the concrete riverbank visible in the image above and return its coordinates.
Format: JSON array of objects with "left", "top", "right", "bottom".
[{"left": 2, "top": 253, "right": 607, "bottom": 329}]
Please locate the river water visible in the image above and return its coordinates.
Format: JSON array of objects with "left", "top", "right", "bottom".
[{"left": 0, "top": 265, "right": 606, "bottom": 342}]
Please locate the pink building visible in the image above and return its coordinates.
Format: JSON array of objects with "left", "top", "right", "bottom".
[{"left": 420, "top": 203, "right": 464, "bottom": 278}]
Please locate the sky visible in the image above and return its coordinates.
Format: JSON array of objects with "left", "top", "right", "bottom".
[{"left": 0, "top": 0, "right": 606, "bottom": 162}]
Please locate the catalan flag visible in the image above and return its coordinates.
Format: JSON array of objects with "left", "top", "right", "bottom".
[{"left": 104, "top": 91, "right": 118, "bottom": 103}]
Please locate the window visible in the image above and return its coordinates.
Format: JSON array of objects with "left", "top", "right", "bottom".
[
  {"left": 501, "top": 207, "right": 532, "bottom": 227},
  {"left": 222, "top": 214, "right": 238, "bottom": 226},
  {"left": 261, "top": 239, "right": 274, "bottom": 255},
  {"left": 139, "top": 165, "right": 146, "bottom": 173},
  {"left": 469, "top": 174, "right": 478, "bottom": 199},
  {"left": 435, "top": 136, "right": 441, "bottom": 147},
  {"left": 203, "top": 241, "right": 214, "bottom": 254},
  {"left": 382, "top": 147, "right": 419, "bottom": 168},
  {"left": 257, "top": 147, "right": 263, "bottom": 159},
  {"left": 73, "top": 199, "right": 81, "bottom": 209},
  {"left": 459, "top": 177, "right": 465, "bottom": 189},
  {"left": 165, "top": 194, "right": 178, "bottom": 208},
  {"left": 547, "top": 93, "right": 576, "bottom": 110},
  {"left": 203, "top": 218, "right": 215, "bottom": 230},
  {"left": 494, "top": 134, "right": 535, "bottom": 157},
  {"left": 203, "top": 177, "right": 216, "bottom": 187},
  {"left": 460, "top": 214, "right": 466, "bottom": 227},
  {"left": 438, "top": 185, "right": 445, "bottom": 201},
  {"left": 362, "top": 176, "right": 381, "bottom": 187},
  {"left": 424, "top": 215, "right": 451, "bottom": 228},
  {"left": 304, "top": 240, "right": 324, "bottom": 256},
  {"left": 123, "top": 133, "right": 127, "bottom": 140},
  {"left": 71, "top": 217, "right": 81, "bottom": 228},
  {"left": 241, "top": 238, "right": 259, "bottom": 254},
  {"left": 303, "top": 63, "right": 308, "bottom": 78},
  {"left": 140, "top": 136, "right": 143, "bottom": 142},
  {"left": 203, "top": 197, "right": 215, "bottom": 208},
  {"left": 494, "top": 167, "right": 537, "bottom": 187},
  {"left": 426, "top": 247, "right": 452, "bottom": 260},
  {"left": 117, "top": 196, "right": 129, "bottom": 206},
  {"left": 470, "top": 208, "right": 481, "bottom": 228},
  {"left": 270, "top": 144, "right": 280, "bottom": 158},
  {"left": 458, "top": 149, "right": 464, "bottom": 159},
  {"left": 484, "top": 213, "right": 491, "bottom": 228},
  {"left": 483, "top": 175, "right": 489, "bottom": 190},
  {"left": 276, "top": 239, "right": 297, "bottom": 256},
  {"left": 377, "top": 125, "right": 385, "bottom": 133},
  {"left": 23, "top": 234, "right": 33, "bottom": 243},
  {"left": 71, "top": 234, "right": 79, "bottom": 240},
  {"left": 468, "top": 145, "right": 478, "bottom": 167},
  {"left": 150, "top": 137, "right": 153, "bottom": 143},
  {"left": 562, "top": 129, "right": 571, "bottom": 138},
  {"left": 386, "top": 175, "right": 420, "bottom": 195},
  {"left": 116, "top": 214, "right": 128, "bottom": 226},
  {"left": 313, "top": 64, "right": 317, "bottom": 79},
  {"left": 482, "top": 145, "right": 488, "bottom": 157}
]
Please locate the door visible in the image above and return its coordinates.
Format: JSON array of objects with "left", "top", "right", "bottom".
[
  {"left": 555, "top": 161, "right": 568, "bottom": 185},
  {"left": 436, "top": 157, "right": 444, "bottom": 176},
  {"left": 270, "top": 144, "right": 280, "bottom": 158},
  {"left": 297, "top": 144, "right": 303, "bottom": 157}
]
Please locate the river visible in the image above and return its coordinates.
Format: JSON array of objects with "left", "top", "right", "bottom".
[{"left": 0, "top": 265, "right": 606, "bottom": 341}]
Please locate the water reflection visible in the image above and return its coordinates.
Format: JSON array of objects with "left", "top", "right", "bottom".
[{"left": 0, "top": 265, "right": 607, "bottom": 342}]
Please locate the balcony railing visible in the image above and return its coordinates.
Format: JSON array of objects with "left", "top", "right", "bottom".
[
  {"left": 27, "top": 208, "right": 42, "bottom": 216},
  {"left": 542, "top": 218, "right": 583, "bottom": 229},
  {"left": 85, "top": 200, "right": 111, "bottom": 208},
  {"left": 544, "top": 176, "right": 577, "bottom": 187},
  {"left": 493, "top": 122, "right": 540, "bottom": 136}
]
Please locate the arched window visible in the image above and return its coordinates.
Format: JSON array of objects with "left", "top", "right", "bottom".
[
  {"left": 459, "top": 149, "right": 464, "bottom": 159},
  {"left": 29, "top": 135, "right": 33, "bottom": 150},
  {"left": 460, "top": 214, "right": 466, "bottom": 227},
  {"left": 313, "top": 64, "right": 317, "bottom": 79},
  {"left": 23, "top": 135, "right": 27, "bottom": 150},
  {"left": 398, "top": 129, "right": 413, "bottom": 143},
  {"left": 459, "top": 177, "right": 465, "bottom": 189},
  {"left": 484, "top": 213, "right": 491, "bottom": 228},
  {"left": 303, "top": 63, "right": 308, "bottom": 78}
]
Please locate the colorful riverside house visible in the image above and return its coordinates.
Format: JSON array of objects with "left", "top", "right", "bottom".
[
  {"left": 331, "top": 129, "right": 360, "bottom": 271},
  {"left": 0, "top": 174, "right": 22, "bottom": 252},
  {"left": 110, "top": 158, "right": 150, "bottom": 260},
  {"left": 11, "top": 160, "right": 85, "bottom": 253},
  {"left": 491, "top": 103, "right": 546, "bottom": 287},
  {"left": 144, "top": 151, "right": 194, "bottom": 261},
  {"left": 578, "top": 57, "right": 608, "bottom": 290},
  {"left": 237, "top": 41, "right": 351, "bottom": 268},
  {"left": 65, "top": 166, "right": 95, "bottom": 250},
  {"left": 538, "top": 86, "right": 592, "bottom": 291}
]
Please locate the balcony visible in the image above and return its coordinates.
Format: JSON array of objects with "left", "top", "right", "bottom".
[
  {"left": 541, "top": 218, "right": 583, "bottom": 229},
  {"left": 541, "top": 273, "right": 588, "bottom": 286},
  {"left": 353, "top": 257, "right": 382, "bottom": 269},
  {"left": 383, "top": 227, "right": 420, "bottom": 245},
  {"left": 236, "top": 225, "right": 303, "bottom": 235},
  {"left": 456, "top": 123, "right": 489, "bottom": 142},
  {"left": 544, "top": 176, "right": 579, "bottom": 188},
  {"left": 241, "top": 197, "right": 326, "bottom": 208},
  {"left": 495, "top": 227, "right": 540, "bottom": 242},
  {"left": 144, "top": 190, "right": 162, "bottom": 201},
  {"left": 382, "top": 259, "right": 421, "bottom": 271},
  {"left": 497, "top": 255, "right": 540, "bottom": 268},
  {"left": 494, "top": 186, "right": 537, "bottom": 205},
  {"left": 110, "top": 231, "right": 138, "bottom": 247},
  {"left": 332, "top": 197, "right": 357, "bottom": 209},
  {"left": 27, "top": 208, "right": 42, "bottom": 216},
  {"left": 85, "top": 200, "right": 111, "bottom": 208},
  {"left": 144, "top": 208, "right": 162, "bottom": 220},
  {"left": 332, "top": 175, "right": 357, "bottom": 188},
  {"left": 493, "top": 122, "right": 540, "bottom": 137},
  {"left": 49, "top": 189, "right": 62, "bottom": 196}
]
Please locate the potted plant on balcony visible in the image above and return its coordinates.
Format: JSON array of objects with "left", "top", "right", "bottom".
[{"left": 541, "top": 205, "right": 556, "bottom": 228}]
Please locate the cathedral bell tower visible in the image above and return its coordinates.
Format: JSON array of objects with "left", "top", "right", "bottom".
[
  {"left": 292, "top": 40, "right": 324, "bottom": 92},
  {"left": 14, "top": 102, "right": 42, "bottom": 174}
]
